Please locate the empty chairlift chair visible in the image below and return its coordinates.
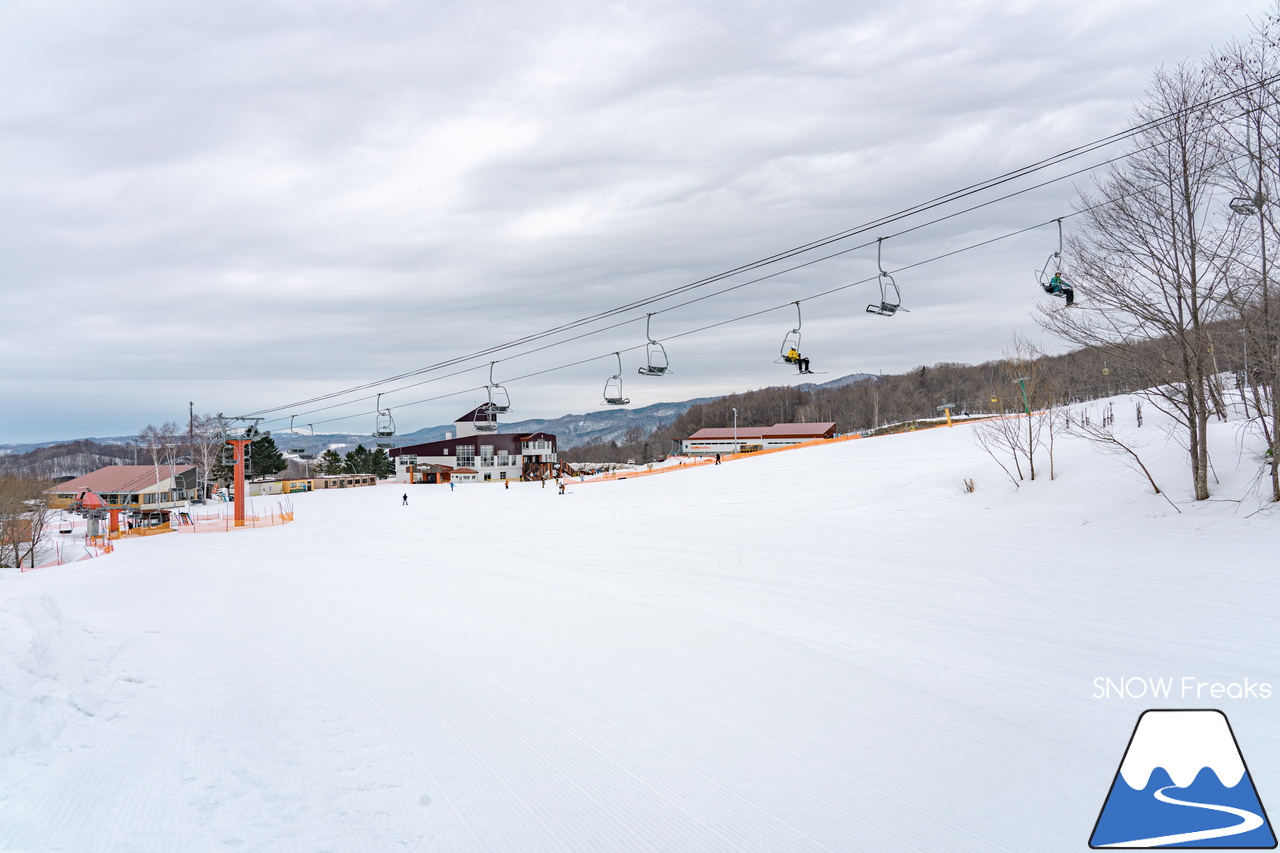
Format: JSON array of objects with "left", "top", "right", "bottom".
[
  {"left": 299, "top": 424, "right": 317, "bottom": 460},
  {"left": 485, "top": 361, "right": 511, "bottom": 413},
  {"left": 637, "top": 313, "right": 670, "bottom": 376},
  {"left": 373, "top": 393, "right": 396, "bottom": 449},
  {"left": 473, "top": 402, "right": 498, "bottom": 432},
  {"left": 288, "top": 415, "right": 308, "bottom": 455},
  {"left": 867, "top": 237, "right": 908, "bottom": 317},
  {"left": 603, "top": 352, "right": 630, "bottom": 405}
]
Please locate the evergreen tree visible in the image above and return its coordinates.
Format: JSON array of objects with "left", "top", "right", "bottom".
[
  {"left": 343, "top": 444, "right": 373, "bottom": 475},
  {"left": 248, "top": 428, "right": 288, "bottom": 478},
  {"left": 314, "top": 449, "right": 343, "bottom": 476},
  {"left": 370, "top": 448, "right": 395, "bottom": 479}
]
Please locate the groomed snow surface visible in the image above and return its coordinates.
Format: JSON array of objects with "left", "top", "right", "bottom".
[{"left": 3, "top": 395, "right": 1279, "bottom": 852}]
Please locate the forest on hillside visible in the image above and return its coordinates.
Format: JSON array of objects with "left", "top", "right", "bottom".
[{"left": 561, "top": 324, "right": 1248, "bottom": 464}]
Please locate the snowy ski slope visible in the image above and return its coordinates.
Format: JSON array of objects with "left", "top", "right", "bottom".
[{"left": 3, "top": 396, "right": 1278, "bottom": 852}]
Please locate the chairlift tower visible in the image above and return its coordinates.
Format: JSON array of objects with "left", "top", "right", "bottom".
[{"left": 217, "top": 414, "right": 262, "bottom": 528}]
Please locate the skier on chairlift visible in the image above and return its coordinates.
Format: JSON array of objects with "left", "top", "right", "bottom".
[
  {"left": 785, "top": 346, "right": 812, "bottom": 374},
  {"left": 1044, "top": 272, "right": 1075, "bottom": 306}
]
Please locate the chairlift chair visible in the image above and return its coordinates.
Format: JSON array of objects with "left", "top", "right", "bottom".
[
  {"left": 220, "top": 444, "right": 253, "bottom": 476},
  {"left": 775, "top": 301, "right": 804, "bottom": 368},
  {"left": 298, "top": 424, "right": 317, "bottom": 460},
  {"left": 637, "top": 313, "right": 670, "bottom": 376},
  {"left": 867, "top": 238, "right": 908, "bottom": 316},
  {"left": 374, "top": 393, "right": 396, "bottom": 449},
  {"left": 473, "top": 404, "right": 498, "bottom": 432},
  {"left": 1036, "top": 218, "right": 1073, "bottom": 300},
  {"left": 288, "top": 415, "right": 307, "bottom": 454},
  {"left": 485, "top": 361, "right": 511, "bottom": 413},
  {"left": 1230, "top": 195, "right": 1262, "bottom": 216},
  {"left": 603, "top": 352, "right": 630, "bottom": 405}
]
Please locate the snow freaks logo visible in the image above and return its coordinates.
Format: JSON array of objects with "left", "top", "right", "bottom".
[{"left": 1089, "top": 710, "right": 1276, "bottom": 848}]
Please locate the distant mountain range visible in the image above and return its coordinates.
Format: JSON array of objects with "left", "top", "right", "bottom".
[{"left": 0, "top": 373, "right": 874, "bottom": 460}]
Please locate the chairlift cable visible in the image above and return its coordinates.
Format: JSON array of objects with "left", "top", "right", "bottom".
[
  {"left": 259, "top": 165, "right": 1238, "bottom": 432},
  {"left": 239, "top": 77, "right": 1279, "bottom": 420},
  {"left": 251, "top": 195, "right": 1194, "bottom": 431}
]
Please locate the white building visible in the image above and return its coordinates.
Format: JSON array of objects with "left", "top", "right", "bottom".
[{"left": 389, "top": 406, "right": 560, "bottom": 484}]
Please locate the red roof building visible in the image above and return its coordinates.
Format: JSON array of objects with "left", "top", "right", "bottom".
[
  {"left": 680, "top": 422, "right": 836, "bottom": 455},
  {"left": 47, "top": 465, "right": 200, "bottom": 510}
]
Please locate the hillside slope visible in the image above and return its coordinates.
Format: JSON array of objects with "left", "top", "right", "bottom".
[{"left": 3, "top": 396, "right": 1277, "bottom": 852}]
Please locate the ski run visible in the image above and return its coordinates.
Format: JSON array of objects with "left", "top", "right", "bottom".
[{"left": 3, "top": 394, "right": 1279, "bottom": 852}]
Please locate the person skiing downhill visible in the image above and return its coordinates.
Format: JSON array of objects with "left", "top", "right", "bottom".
[{"left": 402, "top": 493, "right": 408, "bottom": 505}]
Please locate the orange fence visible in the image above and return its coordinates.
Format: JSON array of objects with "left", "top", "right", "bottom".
[
  {"left": 166, "top": 503, "right": 295, "bottom": 534},
  {"left": 577, "top": 433, "right": 866, "bottom": 483},
  {"left": 20, "top": 503, "right": 295, "bottom": 572},
  {"left": 23, "top": 539, "right": 112, "bottom": 572}
]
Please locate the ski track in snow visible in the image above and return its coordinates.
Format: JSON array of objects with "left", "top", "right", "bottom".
[{"left": 3, "top": 401, "right": 1279, "bottom": 852}]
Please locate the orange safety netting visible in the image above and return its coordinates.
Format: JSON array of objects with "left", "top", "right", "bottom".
[
  {"left": 164, "top": 506, "right": 295, "bottom": 534},
  {"left": 23, "top": 539, "right": 112, "bottom": 572},
  {"left": 21, "top": 504, "right": 294, "bottom": 571},
  {"left": 577, "top": 433, "right": 865, "bottom": 483}
]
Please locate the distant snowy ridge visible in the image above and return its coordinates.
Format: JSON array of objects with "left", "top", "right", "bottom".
[{"left": 1118, "top": 710, "right": 1247, "bottom": 789}]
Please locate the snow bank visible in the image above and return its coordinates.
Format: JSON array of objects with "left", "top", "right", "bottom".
[{"left": 0, "top": 594, "right": 114, "bottom": 759}]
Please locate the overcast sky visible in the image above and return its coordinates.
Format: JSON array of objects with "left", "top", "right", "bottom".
[{"left": 0, "top": 0, "right": 1270, "bottom": 444}]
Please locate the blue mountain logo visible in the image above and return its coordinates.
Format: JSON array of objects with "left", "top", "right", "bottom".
[{"left": 1090, "top": 709, "right": 1276, "bottom": 848}]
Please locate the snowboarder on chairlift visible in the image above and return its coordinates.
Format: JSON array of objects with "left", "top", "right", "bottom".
[{"left": 1045, "top": 272, "right": 1075, "bottom": 306}]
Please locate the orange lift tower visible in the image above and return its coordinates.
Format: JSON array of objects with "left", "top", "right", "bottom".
[{"left": 217, "top": 414, "right": 262, "bottom": 528}]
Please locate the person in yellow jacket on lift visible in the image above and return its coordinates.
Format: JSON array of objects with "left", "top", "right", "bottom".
[{"left": 785, "top": 347, "right": 812, "bottom": 374}]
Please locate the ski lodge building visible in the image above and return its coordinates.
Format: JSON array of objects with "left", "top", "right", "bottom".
[
  {"left": 679, "top": 422, "right": 837, "bottom": 456},
  {"left": 46, "top": 465, "right": 201, "bottom": 511},
  {"left": 389, "top": 406, "right": 559, "bottom": 484}
]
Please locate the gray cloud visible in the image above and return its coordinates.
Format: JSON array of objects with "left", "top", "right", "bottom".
[{"left": 0, "top": 0, "right": 1265, "bottom": 442}]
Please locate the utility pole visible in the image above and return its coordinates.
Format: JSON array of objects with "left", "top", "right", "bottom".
[{"left": 732, "top": 408, "right": 738, "bottom": 454}]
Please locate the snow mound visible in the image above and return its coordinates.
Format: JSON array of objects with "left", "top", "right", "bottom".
[{"left": 0, "top": 594, "right": 114, "bottom": 759}]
